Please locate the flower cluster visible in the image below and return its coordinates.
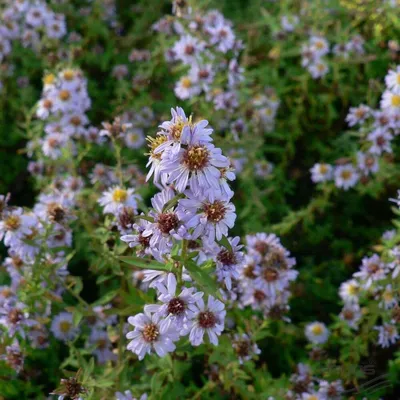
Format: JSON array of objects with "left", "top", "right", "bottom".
[
  {"left": 311, "top": 65, "right": 400, "bottom": 190},
  {"left": 284, "top": 363, "right": 344, "bottom": 400},
  {"left": 0, "top": 0, "right": 67, "bottom": 65},
  {"left": 236, "top": 233, "right": 298, "bottom": 320},
  {"left": 154, "top": 9, "right": 243, "bottom": 108},
  {"left": 301, "top": 34, "right": 365, "bottom": 79}
]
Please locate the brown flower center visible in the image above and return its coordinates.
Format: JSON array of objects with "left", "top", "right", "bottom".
[
  {"left": 198, "top": 311, "right": 217, "bottom": 329},
  {"left": 158, "top": 212, "right": 179, "bottom": 234},
  {"left": 203, "top": 201, "right": 226, "bottom": 223},
  {"left": 182, "top": 145, "right": 210, "bottom": 171},
  {"left": 234, "top": 340, "right": 250, "bottom": 357},
  {"left": 5, "top": 215, "right": 21, "bottom": 231},
  {"left": 142, "top": 323, "right": 160, "bottom": 342},
  {"left": 167, "top": 298, "right": 186, "bottom": 315},
  {"left": 8, "top": 308, "right": 23, "bottom": 324},
  {"left": 217, "top": 249, "right": 236, "bottom": 266},
  {"left": 263, "top": 267, "right": 279, "bottom": 282}
]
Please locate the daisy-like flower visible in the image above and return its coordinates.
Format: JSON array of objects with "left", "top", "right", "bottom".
[
  {"left": 232, "top": 333, "right": 261, "bottom": 364},
  {"left": 2, "top": 341, "right": 24, "bottom": 373},
  {"left": 385, "top": 66, "right": 400, "bottom": 93},
  {"left": 318, "top": 380, "right": 344, "bottom": 399},
  {"left": 339, "top": 303, "right": 361, "bottom": 329},
  {"left": 115, "top": 391, "right": 147, "bottom": 400},
  {"left": 145, "top": 273, "right": 203, "bottom": 333},
  {"left": 51, "top": 312, "right": 79, "bottom": 342},
  {"left": 310, "top": 36, "right": 330, "bottom": 57},
  {"left": 281, "top": 15, "right": 299, "bottom": 32},
  {"left": 334, "top": 164, "right": 359, "bottom": 190},
  {"left": 178, "top": 190, "right": 236, "bottom": 243},
  {"left": 357, "top": 151, "right": 379, "bottom": 175},
  {"left": 380, "top": 90, "right": 400, "bottom": 113},
  {"left": 126, "top": 310, "right": 179, "bottom": 360},
  {"left": 87, "top": 329, "right": 117, "bottom": 364},
  {"left": 0, "top": 301, "right": 37, "bottom": 337},
  {"left": 124, "top": 127, "right": 145, "bottom": 149},
  {"left": 353, "top": 254, "right": 386, "bottom": 288},
  {"left": 310, "top": 163, "right": 333, "bottom": 183},
  {"left": 308, "top": 60, "right": 329, "bottom": 79},
  {"left": 346, "top": 104, "right": 371, "bottom": 127},
  {"left": 0, "top": 208, "right": 36, "bottom": 247},
  {"left": 339, "top": 279, "right": 360, "bottom": 303},
  {"left": 159, "top": 139, "right": 229, "bottom": 193},
  {"left": 367, "top": 128, "right": 393, "bottom": 155},
  {"left": 305, "top": 322, "right": 330, "bottom": 345},
  {"left": 213, "top": 236, "right": 244, "bottom": 290},
  {"left": 142, "top": 188, "right": 186, "bottom": 252},
  {"left": 98, "top": 186, "right": 140, "bottom": 215},
  {"left": 174, "top": 76, "right": 201, "bottom": 100},
  {"left": 375, "top": 323, "right": 399, "bottom": 348},
  {"left": 121, "top": 218, "right": 154, "bottom": 256},
  {"left": 379, "top": 284, "right": 398, "bottom": 309},
  {"left": 173, "top": 35, "right": 205, "bottom": 64},
  {"left": 189, "top": 295, "right": 226, "bottom": 346},
  {"left": 207, "top": 22, "right": 235, "bottom": 53}
]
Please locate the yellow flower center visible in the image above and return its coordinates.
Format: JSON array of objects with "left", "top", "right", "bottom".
[
  {"left": 181, "top": 77, "right": 192, "bottom": 89},
  {"left": 112, "top": 189, "right": 128, "bottom": 203},
  {"left": 315, "top": 41, "right": 325, "bottom": 50},
  {"left": 59, "top": 321, "right": 71, "bottom": 333},
  {"left": 5, "top": 215, "right": 21, "bottom": 231},
  {"left": 341, "top": 170, "right": 352, "bottom": 180},
  {"left": 63, "top": 70, "right": 75, "bottom": 81},
  {"left": 383, "top": 290, "right": 393, "bottom": 302},
  {"left": 348, "top": 284, "right": 359, "bottom": 295},
  {"left": 43, "top": 73, "right": 55, "bottom": 85},
  {"left": 311, "top": 324, "right": 323, "bottom": 335},
  {"left": 59, "top": 90, "right": 71, "bottom": 101},
  {"left": 391, "top": 94, "right": 400, "bottom": 107},
  {"left": 147, "top": 135, "right": 168, "bottom": 159},
  {"left": 319, "top": 164, "right": 328, "bottom": 174}
]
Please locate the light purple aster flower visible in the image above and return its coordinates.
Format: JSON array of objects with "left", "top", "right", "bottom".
[
  {"left": 189, "top": 295, "right": 226, "bottom": 346},
  {"left": 178, "top": 189, "right": 236, "bottom": 243},
  {"left": 145, "top": 273, "right": 203, "bottom": 334},
  {"left": 126, "top": 309, "right": 179, "bottom": 360}
]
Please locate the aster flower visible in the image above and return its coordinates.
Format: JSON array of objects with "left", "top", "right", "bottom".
[
  {"left": 310, "top": 163, "right": 333, "bottom": 183},
  {"left": 281, "top": 15, "right": 299, "bottom": 32},
  {"left": 380, "top": 90, "right": 400, "bottom": 113},
  {"left": 173, "top": 35, "right": 205, "bottom": 65},
  {"left": 367, "top": 128, "right": 393, "bottom": 154},
  {"left": 339, "top": 303, "right": 361, "bottom": 329},
  {"left": 305, "top": 322, "right": 330, "bottom": 345},
  {"left": 0, "top": 207, "right": 36, "bottom": 247},
  {"left": 115, "top": 391, "right": 147, "bottom": 400},
  {"left": 357, "top": 151, "right": 379, "bottom": 175},
  {"left": 232, "top": 333, "right": 261, "bottom": 364},
  {"left": 178, "top": 189, "right": 236, "bottom": 243},
  {"left": 87, "top": 329, "right": 117, "bottom": 364},
  {"left": 308, "top": 60, "right": 329, "bottom": 79},
  {"left": 1, "top": 341, "right": 24, "bottom": 373},
  {"left": 189, "top": 295, "right": 226, "bottom": 346},
  {"left": 213, "top": 236, "right": 244, "bottom": 290},
  {"left": 310, "top": 36, "right": 330, "bottom": 57},
  {"left": 126, "top": 309, "right": 179, "bottom": 360},
  {"left": 385, "top": 66, "right": 400, "bottom": 93},
  {"left": 353, "top": 254, "right": 386, "bottom": 288},
  {"left": 145, "top": 273, "right": 203, "bottom": 333},
  {"left": 346, "top": 104, "right": 371, "bottom": 127},
  {"left": 339, "top": 279, "right": 360, "bottom": 303},
  {"left": 121, "top": 218, "right": 154, "bottom": 256},
  {"left": 159, "top": 140, "right": 229, "bottom": 193},
  {"left": 379, "top": 284, "right": 398, "bottom": 309},
  {"left": 317, "top": 380, "right": 344, "bottom": 399},
  {"left": 334, "top": 164, "right": 359, "bottom": 190},
  {"left": 375, "top": 323, "right": 399, "bottom": 348},
  {"left": 98, "top": 186, "right": 140, "bottom": 215},
  {"left": 51, "top": 312, "right": 79, "bottom": 342},
  {"left": 0, "top": 301, "right": 37, "bottom": 337},
  {"left": 142, "top": 188, "right": 186, "bottom": 252}
]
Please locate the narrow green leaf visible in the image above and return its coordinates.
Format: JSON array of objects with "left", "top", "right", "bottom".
[{"left": 119, "top": 256, "right": 170, "bottom": 271}]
